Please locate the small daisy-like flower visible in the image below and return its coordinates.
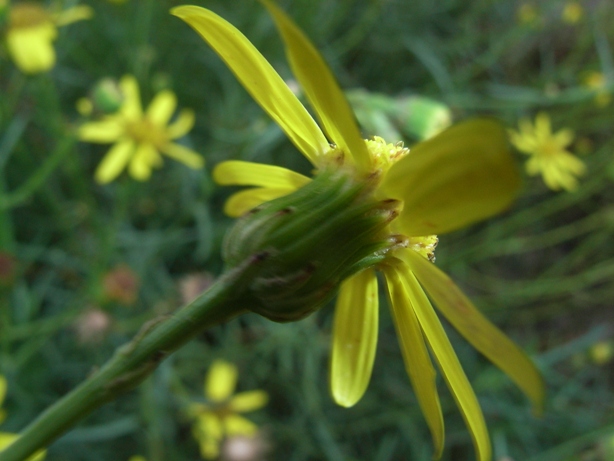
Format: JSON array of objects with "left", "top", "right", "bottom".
[
  {"left": 509, "top": 112, "right": 585, "bottom": 191},
  {"left": 173, "top": 3, "right": 544, "bottom": 460},
  {"left": 79, "top": 75, "right": 204, "bottom": 184},
  {"left": 5, "top": 1, "right": 92, "bottom": 74},
  {"left": 188, "top": 360, "right": 268, "bottom": 460},
  {"left": 0, "top": 376, "right": 46, "bottom": 461}
]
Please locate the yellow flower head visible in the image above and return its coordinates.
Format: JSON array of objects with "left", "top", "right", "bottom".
[
  {"left": 0, "top": 376, "right": 46, "bottom": 461},
  {"left": 173, "top": 3, "right": 544, "bottom": 460},
  {"left": 589, "top": 340, "right": 613, "bottom": 365},
  {"left": 562, "top": 1, "right": 583, "bottom": 24},
  {"left": 5, "top": 1, "right": 92, "bottom": 74},
  {"left": 188, "top": 360, "right": 268, "bottom": 460},
  {"left": 79, "top": 75, "right": 205, "bottom": 184},
  {"left": 509, "top": 112, "right": 586, "bottom": 191}
]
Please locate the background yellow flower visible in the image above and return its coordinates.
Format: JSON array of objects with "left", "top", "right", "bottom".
[
  {"left": 5, "top": 2, "right": 92, "bottom": 74},
  {"left": 188, "top": 360, "right": 268, "bottom": 460},
  {"left": 509, "top": 112, "right": 586, "bottom": 191},
  {"left": 79, "top": 75, "right": 204, "bottom": 183}
]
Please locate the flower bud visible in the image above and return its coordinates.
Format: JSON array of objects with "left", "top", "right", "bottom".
[
  {"left": 92, "top": 78, "right": 124, "bottom": 114},
  {"left": 223, "top": 168, "right": 400, "bottom": 322}
]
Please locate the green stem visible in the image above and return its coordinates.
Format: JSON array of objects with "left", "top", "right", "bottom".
[{"left": 0, "top": 266, "right": 251, "bottom": 461}]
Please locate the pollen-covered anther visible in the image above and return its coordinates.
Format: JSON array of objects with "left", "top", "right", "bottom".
[
  {"left": 408, "top": 235, "right": 439, "bottom": 262},
  {"left": 364, "top": 136, "right": 410, "bottom": 171}
]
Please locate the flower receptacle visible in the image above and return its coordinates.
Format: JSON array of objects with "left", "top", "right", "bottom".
[{"left": 223, "top": 168, "right": 400, "bottom": 322}]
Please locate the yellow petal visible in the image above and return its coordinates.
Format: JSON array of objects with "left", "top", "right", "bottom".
[
  {"left": 224, "top": 414, "right": 258, "bottom": 436},
  {"left": 534, "top": 112, "right": 552, "bottom": 137},
  {"left": 380, "top": 119, "right": 520, "bottom": 236},
  {"left": 193, "top": 413, "right": 223, "bottom": 460},
  {"left": 553, "top": 128, "right": 574, "bottom": 148},
  {"left": 171, "top": 6, "right": 329, "bottom": 165},
  {"left": 128, "top": 143, "right": 158, "bottom": 181},
  {"left": 0, "top": 433, "right": 46, "bottom": 461},
  {"left": 6, "top": 25, "right": 57, "bottom": 74},
  {"left": 147, "top": 90, "right": 177, "bottom": 126},
  {"left": 206, "top": 360, "right": 238, "bottom": 402},
  {"left": 229, "top": 390, "right": 269, "bottom": 413},
  {"left": 119, "top": 75, "right": 143, "bottom": 120},
  {"left": 401, "top": 249, "right": 545, "bottom": 414},
  {"left": 195, "top": 412, "right": 223, "bottom": 440},
  {"left": 79, "top": 118, "right": 124, "bottom": 143},
  {"left": 383, "top": 266, "right": 444, "bottom": 458},
  {"left": 53, "top": 6, "right": 93, "bottom": 27},
  {"left": 330, "top": 269, "right": 378, "bottom": 407},
  {"left": 260, "top": 0, "right": 371, "bottom": 172},
  {"left": 167, "top": 109, "right": 195, "bottom": 139},
  {"left": 399, "top": 264, "right": 491, "bottom": 461},
  {"left": 224, "top": 187, "right": 297, "bottom": 217},
  {"left": 94, "top": 139, "right": 135, "bottom": 184},
  {"left": 162, "top": 143, "right": 204, "bottom": 169},
  {"left": 213, "top": 161, "right": 311, "bottom": 189}
]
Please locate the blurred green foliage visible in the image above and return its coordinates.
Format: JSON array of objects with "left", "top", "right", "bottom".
[{"left": 1, "top": 0, "right": 613, "bottom": 460}]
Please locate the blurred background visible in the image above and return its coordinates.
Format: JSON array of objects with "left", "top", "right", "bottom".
[{"left": 1, "top": 0, "right": 613, "bottom": 460}]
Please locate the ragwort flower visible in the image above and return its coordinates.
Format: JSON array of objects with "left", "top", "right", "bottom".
[
  {"left": 173, "top": 3, "right": 544, "bottom": 460},
  {"left": 0, "top": 375, "right": 46, "bottom": 461},
  {"left": 5, "top": 1, "right": 92, "bottom": 74},
  {"left": 509, "top": 112, "right": 585, "bottom": 191},
  {"left": 188, "top": 360, "right": 268, "bottom": 460},
  {"left": 79, "top": 75, "right": 204, "bottom": 184}
]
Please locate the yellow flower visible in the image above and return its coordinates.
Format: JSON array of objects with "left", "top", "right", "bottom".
[
  {"left": 583, "top": 71, "right": 611, "bottom": 107},
  {"left": 589, "top": 341, "right": 613, "bottom": 365},
  {"left": 0, "top": 376, "right": 46, "bottom": 461},
  {"left": 173, "top": 3, "right": 544, "bottom": 460},
  {"left": 188, "top": 360, "right": 268, "bottom": 460},
  {"left": 509, "top": 112, "right": 585, "bottom": 191},
  {"left": 5, "top": 1, "right": 92, "bottom": 74},
  {"left": 79, "top": 75, "right": 204, "bottom": 184},
  {"left": 562, "top": 1, "right": 583, "bottom": 24}
]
